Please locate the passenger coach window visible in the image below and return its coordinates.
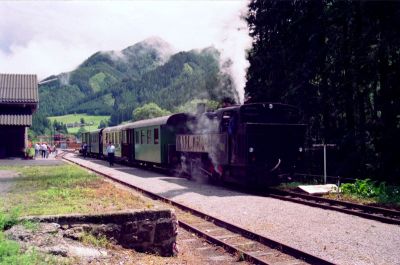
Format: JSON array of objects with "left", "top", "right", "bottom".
[
  {"left": 135, "top": 131, "right": 139, "bottom": 144},
  {"left": 147, "top": 129, "right": 151, "bottom": 144},
  {"left": 141, "top": 130, "right": 145, "bottom": 144},
  {"left": 154, "top": 128, "right": 159, "bottom": 144}
]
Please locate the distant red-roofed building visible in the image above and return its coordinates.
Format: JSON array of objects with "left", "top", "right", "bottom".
[{"left": 0, "top": 73, "right": 38, "bottom": 157}]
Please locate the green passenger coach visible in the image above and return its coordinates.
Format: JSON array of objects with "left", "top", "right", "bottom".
[
  {"left": 102, "top": 125, "right": 124, "bottom": 158},
  {"left": 119, "top": 113, "right": 193, "bottom": 167}
]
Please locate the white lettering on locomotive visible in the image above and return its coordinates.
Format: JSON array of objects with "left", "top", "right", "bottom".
[{"left": 176, "top": 134, "right": 226, "bottom": 153}]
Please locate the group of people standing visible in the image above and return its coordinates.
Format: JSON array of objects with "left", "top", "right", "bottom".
[{"left": 34, "top": 143, "right": 56, "bottom": 159}]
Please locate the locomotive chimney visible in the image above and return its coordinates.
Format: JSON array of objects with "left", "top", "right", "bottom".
[{"left": 196, "top": 103, "right": 206, "bottom": 115}]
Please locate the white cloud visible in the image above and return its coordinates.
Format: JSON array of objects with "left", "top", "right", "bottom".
[{"left": 0, "top": 0, "right": 251, "bottom": 101}]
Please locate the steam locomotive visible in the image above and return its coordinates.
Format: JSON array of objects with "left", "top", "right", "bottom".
[{"left": 81, "top": 103, "right": 306, "bottom": 187}]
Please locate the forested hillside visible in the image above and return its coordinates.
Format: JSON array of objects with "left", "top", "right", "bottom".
[
  {"left": 37, "top": 37, "right": 236, "bottom": 126},
  {"left": 246, "top": 0, "right": 400, "bottom": 183}
]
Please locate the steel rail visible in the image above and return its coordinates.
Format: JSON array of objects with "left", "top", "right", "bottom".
[
  {"left": 178, "top": 221, "right": 270, "bottom": 265},
  {"left": 62, "top": 153, "right": 334, "bottom": 265},
  {"left": 267, "top": 189, "right": 400, "bottom": 225}
]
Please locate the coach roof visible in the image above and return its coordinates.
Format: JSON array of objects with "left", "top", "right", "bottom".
[{"left": 119, "top": 113, "right": 193, "bottom": 130}]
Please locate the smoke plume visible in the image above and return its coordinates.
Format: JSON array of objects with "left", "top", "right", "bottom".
[{"left": 215, "top": 2, "right": 252, "bottom": 104}]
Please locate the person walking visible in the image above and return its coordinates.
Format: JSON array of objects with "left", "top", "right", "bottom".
[
  {"left": 106, "top": 142, "right": 115, "bottom": 166},
  {"left": 82, "top": 143, "right": 88, "bottom": 159},
  {"left": 34, "top": 143, "right": 40, "bottom": 158},
  {"left": 41, "top": 142, "right": 47, "bottom": 158}
]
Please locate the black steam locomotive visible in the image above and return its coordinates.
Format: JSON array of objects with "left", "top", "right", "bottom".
[{"left": 82, "top": 103, "right": 306, "bottom": 187}]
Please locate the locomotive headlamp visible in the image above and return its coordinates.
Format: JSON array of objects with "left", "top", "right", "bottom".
[
  {"left": 268, "top": 104, "right": 273, "bottom": 109},
  {"left": 299, "top": 147, "right": 303, "bottom": 152},
  {"left": 249, "top": 147, "right": 254, "bottom": 153}
]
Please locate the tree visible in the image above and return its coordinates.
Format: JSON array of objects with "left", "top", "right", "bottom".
[
  {"left": 53, "top": 120, "right": 68, "bottom": 134},
  {"left": 132, "top": 103, "right": 171, "bottom": 121},
  {"left": 77, "top": 126, "right": 87, "bottom": 135},
  {"left": 30, "top": 111, "right": 52, "bottom": 136},
  {"left": 246, "top": 0, "right": 400, "bottom": 183},
  {"left": 98, "top": 119, "right": 108, "bottom": 129},
  {"left": 174, "top": 99, "right": 220, "bottom": 113},
  {"left": 80, "top": 117, "right": 85, "bottom": 125}
]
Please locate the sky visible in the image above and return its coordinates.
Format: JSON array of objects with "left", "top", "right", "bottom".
[{"left": 0, "top": 0, "right": 251, "bottom": 102}]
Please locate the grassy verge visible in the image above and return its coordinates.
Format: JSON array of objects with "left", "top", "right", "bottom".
[
  {"left": 0, "top": 164, "right": 157, "bottom": 264},
  {"left": 0, "top": 165, "right": 150, "bottom": 216}
]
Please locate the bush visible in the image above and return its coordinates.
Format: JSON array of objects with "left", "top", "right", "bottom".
[
  {"left": 341, "top": 179, "right": 380, "bottom": 198},
  {"left": 341, "top": 179, "right": 400, "bottom": 205}
]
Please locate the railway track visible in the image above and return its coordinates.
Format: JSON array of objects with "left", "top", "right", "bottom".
[
  {"left": 61, "top": 152, "right": 334, "bottom": 265},
  {"left": 266, "top": 189, "right": 400, "bottom": 226}
]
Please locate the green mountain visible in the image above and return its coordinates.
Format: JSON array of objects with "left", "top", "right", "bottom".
[{"left": 38, "top": 37, "right": 236, "bottom": 125}]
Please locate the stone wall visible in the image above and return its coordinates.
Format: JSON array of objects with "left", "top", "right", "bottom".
[{"left": 24, "top": 209, "right": 177, "bottom": 256}]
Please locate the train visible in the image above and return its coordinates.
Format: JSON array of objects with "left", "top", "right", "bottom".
[{"left": 81, "top": 102, "right": 306, "bottom": 187}]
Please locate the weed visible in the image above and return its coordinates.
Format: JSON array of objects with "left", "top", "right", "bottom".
[
  {"left": 235, "top": 251, "right": 245, "bottom": 261},
  {"left": 80, "top": 232, "right": 110, "bottom": 248},
  {"left": 277, "top": 182, "right": 308, "bottom": 190},
  {"left": 0, "top": 208, "right": 20, "bottom": 231},
  {"left": 21, "top": 220, "right": 39, "bottom": 231}
]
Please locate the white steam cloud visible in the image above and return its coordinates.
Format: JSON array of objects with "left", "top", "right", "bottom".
[{"left": 214, "top": 3, "right": 252, "bottom": 104}]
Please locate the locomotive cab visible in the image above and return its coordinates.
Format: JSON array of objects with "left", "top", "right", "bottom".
[{"left": 233, "top": 103, "right": 306, "bottom": 186}]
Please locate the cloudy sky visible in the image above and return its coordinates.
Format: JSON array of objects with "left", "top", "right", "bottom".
[{"left": 0, "top": 1, "right": 251, "bottom": 101}]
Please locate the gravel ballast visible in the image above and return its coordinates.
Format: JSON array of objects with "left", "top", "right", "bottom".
[{"left": 66, "top": 154, "right": 400, "bottom": 265}]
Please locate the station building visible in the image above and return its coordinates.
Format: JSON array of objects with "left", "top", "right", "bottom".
[{"left": 0, "top": 74, "right": 38, "bottom": 158}]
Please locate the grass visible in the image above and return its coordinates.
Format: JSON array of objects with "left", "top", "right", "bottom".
[
  {"left": 338, "top": 179, "right": 400, "bottom": 208},
  {"left": 0, "top": 232, "right": 39, "bottom": 265},
  {"left": 80, "top": 233, "right": 110, "bottom": 248},
  {"left": 0, "top": 164, "right": 151, "bottom": 216},
  {"left": 0, "top": 209, "right": 20, "bottom": 231},
  {"left": 21, "top": 220, "right": 40, "bottom": 231},
  {"left": 0, "top": 211, "right": 56, "bottom": 265},
  {"left": 47, "top": 114, "right": 109, "bottom": 134},
  {"left": 0, "top": 231, "right": 62, "bottom": 265},
  {"left": 276, "top": 181, "right": 309, "bottom": 190}
]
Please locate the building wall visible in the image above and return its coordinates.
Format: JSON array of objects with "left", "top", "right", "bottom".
[{"left": 0, "top": 126, "right": 26, "bottom": 158}]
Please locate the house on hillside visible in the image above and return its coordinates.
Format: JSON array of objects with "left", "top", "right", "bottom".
[{"left": 0, "top": 74, "right": 38, "bottom": 158}]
